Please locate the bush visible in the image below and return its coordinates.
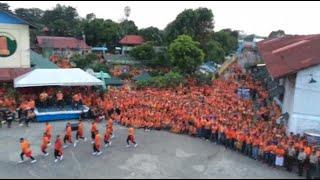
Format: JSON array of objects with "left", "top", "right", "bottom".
[
  {"left": 119, "top": 72, "right": 132, "bottom": 80},
  {"left": 90, "top": 63, "right": 109, "bottom": 73},
  {"left": 136, "top": 71, "right": 184, "bottom": 89},
  {"left": 194, "top": 72, "right": 213, "bottom": 85},
  {"left": 70, "top": 53, "right": 98, "bottom": 69},
  {"left": 129, "top": 42, "right": 155, "bottom": 61}
]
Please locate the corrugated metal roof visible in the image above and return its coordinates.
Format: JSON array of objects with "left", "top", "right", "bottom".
[
  {"left": 30, "top": 50, "right": 59, "bottom": 69},
  {"left": 36, "top": 36, "right": 91, "bottom": 49},
  {"left": 257, "top": 34, "right": 320, "bottom": 79},
  {"left": 119, "top": 35, "right": 144, "bottom": 45}
]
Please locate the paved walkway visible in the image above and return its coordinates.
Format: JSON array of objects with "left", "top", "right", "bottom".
[{"left": 0, "top": 121, "right": 301, "bottom": 179}]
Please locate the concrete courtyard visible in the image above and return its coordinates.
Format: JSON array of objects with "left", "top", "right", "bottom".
[{"left": 0, "top": 121, "right": 301, "bottom": 179}]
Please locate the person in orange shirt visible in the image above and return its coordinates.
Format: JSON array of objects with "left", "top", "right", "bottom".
[
  {"left": 304, "top": 145, "right": 312, "bottom": 157},
  {"left": 45, "top": 122, "right": 53, "bottom": 145},
  {"left": 75, "top": 119, "right": 87, "bottom": 147},
  {"left": 104, "top": 128, "right": 112, "bottom": 147},
  {"left": 18, "top": 138, "right": 37, "bottom": 164},
  {"left": 63, "top": 122, "right": 73, "bottom": 148},
  {"left": 92, "top": 130, "right": 102, "bottom": 156},
  {"left": 27, "top": 99, "right": 35, "bottom": 111},
  {"left": 54, "top": 135, "right": 63, "bottom": 163},
  {"left": 56, "top": 91, "right": 64, "bottom": 110},
  {"left": 108, "top": 119, "right": 115, "bottom": 139},
  {"left": 126, "top": 127, "right": 138, "bottom": 148},
  {"left": 41, "top": 133, "right": 50, "bottom": 156},
  {"left": 91, "top": 121, "right": 98, "bottom": 144}
]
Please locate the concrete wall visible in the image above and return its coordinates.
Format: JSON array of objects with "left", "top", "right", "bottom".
[
  {"left": 282, "top": 76, "right": 296, "bottom": 133},
  {"left": 288, "top": 64, "right": 320, "bottom": 134},
  {"left": 0, "top": 23, "right": 30, "bottom": 68}
]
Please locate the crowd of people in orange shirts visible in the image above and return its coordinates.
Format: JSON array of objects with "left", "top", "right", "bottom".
[
  {"left": 2, "top": 63, "right": 320, "bottom": 177},
  {"left": 98, "top": 64, "right": 318, "bottom": 178},
  {"left": 49, "top": 54, "right": 73, "bottom": 69}
]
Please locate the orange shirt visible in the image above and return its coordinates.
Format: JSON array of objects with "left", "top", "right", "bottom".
[
  {"left": 66, "top": 126, "right": 72, "bottom": 136},
  {"left": 253, "top": 139, "right": 260, "bottom": 146},
  {"left": 21, "top": 140, "right": 31, "bottom": 154},
  {"left": 91, "top": 123, "right": 97, "bottom": 132},
  {"left": 42, "top": 136, "right": 49, "bottom": 147},
  {"left": 78, "top": 122, "right": 84, "bottom": 135},
  {"left": 55, "top": 139, "right": 63, "bottom": 152},
  {"left": 45, "top": 124, "right": 52, "bottom": 135},
  {"left": 276, "top": 148, "right": 285, "bottom": 157},
  {"left": 205, "top": 121, "right": 212, "bottom": 130},
  {"left": 128, "top": 127, "right": 135, "bottom": 136},
  {"left": 104, "top": 129, "right": 111, "bottom": 141},
  {"left": 95, "top": 134, "right": 101, "bottom": 146},
  {"left": 305, "top": 146, "right": 312, "bottom": 156}
]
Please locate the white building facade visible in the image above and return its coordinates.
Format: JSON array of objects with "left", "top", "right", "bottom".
[
  {"left": 283, "top": 64, "right": 320, "bottom": 134},
  {"left": 0, "top": 11, "right": 31, "bottom": 68}
]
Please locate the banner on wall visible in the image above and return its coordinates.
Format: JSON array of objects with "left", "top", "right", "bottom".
[{"left": 0, "top": 32, "right": 17, "bottom": 57}]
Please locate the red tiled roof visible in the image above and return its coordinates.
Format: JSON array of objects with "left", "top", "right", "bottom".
[
  {"left": 36, "top": 36, "right": 91, "bottom": 49},
  {"left": 119, "top": 35, "right": 144, "bottom": 45},
  {"left": 0, "top": 68, "right": 32, "bottom": 81},
  {"left": 257, "top": 34, "right": 320, "bottom": 79}
]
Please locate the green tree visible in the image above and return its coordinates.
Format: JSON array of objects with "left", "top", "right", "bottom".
[
  {"left": 168, "top": 35, "right": 204, "bottom": 74},
  {"left": 83, "top": 18, "right": 120, "bottom": 49},
  {"left": 14, "top": 8, "right": 44, "bottom": 45},
  {"left": 41, "top": 4, "right": 81, "bottom": 36},
  {"left": 119, "top": 20, "right": 138, "bottom": 36},
  {"left": 15, "top": 8, "right": 44, "bottom": 26},
  {"left": 151, "top": 47, "right": 170, "bottom": 68},
  {"left": 70, "top": 53, "right": 97, "bottom": 69},
  {"left": 164, "top": 8, "right": 214, "bottom": 45},
  {"left": 129, "top": 42, "right": 155, "bottom": 61},
  {"left": 0, "top": 3, "right": 11, "bottom": 12},
  {"left": 268, "top": 30, "right": 285, "bottom": 39},
  {"left": 214, "top": 29, "right": 238, "bottom": 55},
  {"left": 202, "top": 40, "right": 225, "bottom": 64},
  {"left": 138, "top": 27, "right": 164, "bottom": 45}
]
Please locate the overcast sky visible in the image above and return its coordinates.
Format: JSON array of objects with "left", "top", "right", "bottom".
[{"left": 4, "top": 1, "right": 320, "bottom": 36}]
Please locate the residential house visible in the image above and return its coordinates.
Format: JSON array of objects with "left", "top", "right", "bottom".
[
  {"left": 35, "top": 36, "right": 91, "bottom": 58},
  {"left": 119, "top": 35, "right": 144, "bottom": 55},
  {"left": 257, "top": 34, "right": 320, "bottom": 134}
]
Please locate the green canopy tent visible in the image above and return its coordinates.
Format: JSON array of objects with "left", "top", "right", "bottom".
[
  {"left": 133, "top": 72, "right": 152, "bottom": 82},
  {"left": 30, "top": 50, "right": 59, "bottom": 69},
  {"left": 94, "top": 71, "right": 111, "bottom": 90}
]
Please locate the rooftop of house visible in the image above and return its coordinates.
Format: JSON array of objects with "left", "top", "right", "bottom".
[
  {"left": 119, "top": 35, "right": 144, "bottom": 45},
  {"left": 257, "top": 34, "right": 320, "bottom": 79},
  {"left": 36, "top": 36, "right": 91, "bottom": 49}
]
